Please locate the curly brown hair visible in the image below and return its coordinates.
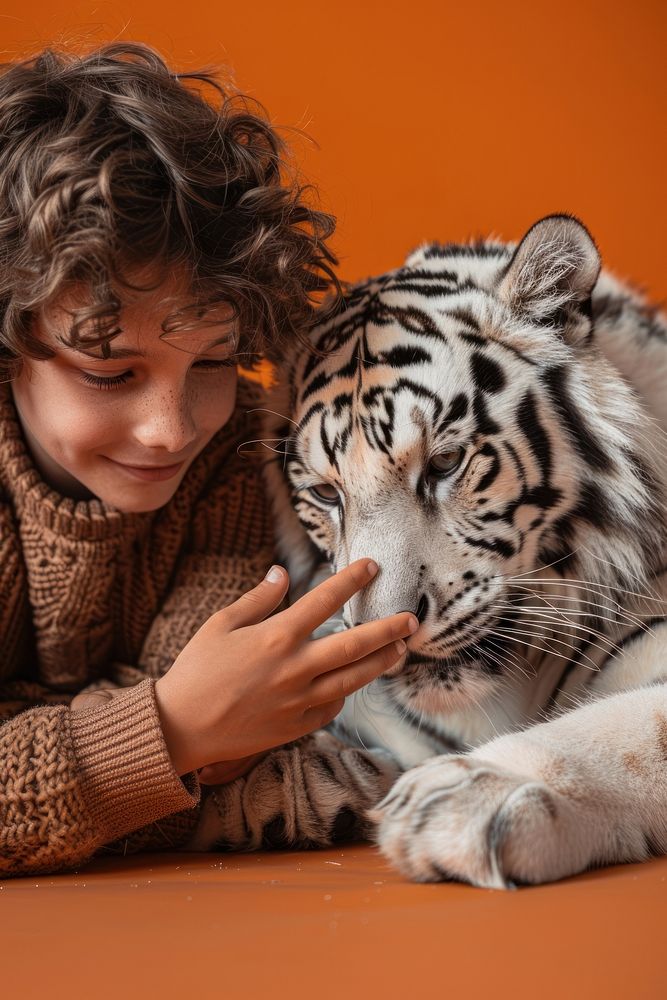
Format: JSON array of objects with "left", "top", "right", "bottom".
[{"left": 0, "top": 41, "right": 339, "bottom": 374}]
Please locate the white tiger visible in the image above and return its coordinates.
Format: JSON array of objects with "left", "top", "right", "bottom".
[{"left": 189, "top": 214, "right": 667, "bottom": 888}]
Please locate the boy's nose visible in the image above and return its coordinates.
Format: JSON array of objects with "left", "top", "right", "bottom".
[{"left": 131, "top": 394, "right": 198, "bottom": 453}]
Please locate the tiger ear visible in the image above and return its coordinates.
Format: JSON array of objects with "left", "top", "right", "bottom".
[{"left": 497, "top": 215, "right": 601, "bottom": 336}]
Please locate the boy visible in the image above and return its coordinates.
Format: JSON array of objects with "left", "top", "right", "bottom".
[{"left": 0, "top": 42, "right": 417, "bottom": 877}]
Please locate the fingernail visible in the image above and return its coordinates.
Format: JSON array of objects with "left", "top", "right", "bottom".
[
  {"left": 407, "top": 615, "right": 419, "bottom": 633},
  {"left": 394, "top": 639, "right": 407, "bottom": 655},
  {"left": 265, "top": 565, "right": 284, "bottom": 583},
  {"left": 367, "top": 560, "right": 379, "bottom": 577}
]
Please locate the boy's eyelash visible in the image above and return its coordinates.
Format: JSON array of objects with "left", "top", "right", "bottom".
[
  {"left": 79, "top": 371, "right": 133, "bottom": 390},
  {"left": 78, "top": 358, "right": 236, "bottom": 391}
]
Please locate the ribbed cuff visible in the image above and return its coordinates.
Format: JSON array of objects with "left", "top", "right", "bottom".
[{"left": 68, "top": 678, "right": 200, "bottom": 844}]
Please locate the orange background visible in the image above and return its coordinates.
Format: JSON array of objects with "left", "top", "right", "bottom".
[
  {"left": 2, "top": 0, "right": 666, "bottom": 302},
  {"left": 1, "top": 4, "right": 665, "bottom": 997}
]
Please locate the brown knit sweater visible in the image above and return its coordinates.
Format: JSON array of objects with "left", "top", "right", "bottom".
[{"left": 0, "top": 376, "right": 275, "bottom": 878}]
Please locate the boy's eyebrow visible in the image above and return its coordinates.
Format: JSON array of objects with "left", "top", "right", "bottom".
[
  {"left": 72, "top": 334, "right": 236, "bottom": 361},
  {"left": 75, "top": 346, "right": 146, "bottom": 359}
]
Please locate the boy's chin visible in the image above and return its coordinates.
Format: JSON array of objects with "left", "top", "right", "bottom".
[
  {"left": 108, "top": 486, "right": 181, "bottom": 513},
  {"left": 92, "top": 477, "right": 184, "bottom": 514},
  {"left": 59, "top": 457, "right": 192, "bottom": 512}
]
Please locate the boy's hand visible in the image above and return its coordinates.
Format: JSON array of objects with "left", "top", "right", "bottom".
[{"left": 154, "top": 559, "right": 418, "bottom": 777}]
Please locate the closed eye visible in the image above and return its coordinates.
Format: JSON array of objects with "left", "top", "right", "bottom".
[{"left": 78, "top": 358, "right": 236, "bottom": 391}]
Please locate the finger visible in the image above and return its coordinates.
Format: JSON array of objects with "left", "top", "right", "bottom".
[
  {"left": 70, "top": 688, "right": 127, "bottom": 712},
  {"left": 303, "top": 611, "right": 418, "bottom": 678},
  {"left": 308, "top": 639, "right": 407, "bottom": 705},
  {"left": 197, "top": 751, "right": 267, "bottom": 785},
  {"left": 217, "top": 565, "right": 290, "bottom": 632},
  {"left": 301, "top": 696, "right": 346, "bottom": 733},
  {"left": 276, "top": 558, "right": 380, "bottom": 641}
]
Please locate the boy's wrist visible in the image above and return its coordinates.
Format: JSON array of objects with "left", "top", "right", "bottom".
[
  {"left": 69, "top": 678, "right": 200, "bottom": 844},
  {"left": 154, "top": 676, "right": 199, "bottom": 776}
]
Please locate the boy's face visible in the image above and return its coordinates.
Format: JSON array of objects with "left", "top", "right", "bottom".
[{"left": 10, "top": 269, "right": 239, "bottom": 513}]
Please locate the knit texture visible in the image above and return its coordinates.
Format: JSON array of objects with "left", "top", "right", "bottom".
[{"left": 0, "top": 377, "right": 275, "bottom": 877}]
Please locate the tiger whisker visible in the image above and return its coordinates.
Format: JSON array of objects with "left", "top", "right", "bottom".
[
  {"left": 512, "top": 586, "right": 658, "bottom": 630},
  {"left": 492, "top": 546, "right": 585, "bottom": 581},
  {"left": 494, "top": 600, "right": 621, "bottom": 633},
  {"left": 246, "top": 406, "right": 300, "bottom": 429},
  {"left": 485, "top": 626, "right": 566, "bottom": 663},
  {"left": 507, "top": 576, "right": 666, "bottom": 608},
  {"left": 495, "top": 611, "right": 618, "bottom": 652},
  {"left": 490, "top": 624, "right": 603, "bottom": 672},
  {"left": 462, "top": 686, "right": 504, "bottom": 741},
  {"left": 506, "top": 587, "right": 651, "bottom": 632},
  {"left": 578, "top": 543, "right": 666, "bottom": 606},
  {"left": 239, "top": 435, "right": 289, "bottom": 447},
  {"left": 492, "top": 608, "right": 629, "bottom": 660},
  {"left": 497, "top": 594, "right": 653, "bottom": 638},
  {"left": 237, "top": 436, "right": 300, "bottom": 461},
  {"left": 493, "top": 619, "right": 606, "bottom": 661},
  {"left": 480, "top": 638, "right": 533, "bottom": 684},
  {"left": 513, "top": 582, "right": 665, "bottom": 629},
  {"left": 486, "top": 627, "right": 601, "bottom": 674}
]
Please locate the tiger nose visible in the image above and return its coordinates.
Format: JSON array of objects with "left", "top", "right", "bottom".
[
  {"left": 352, "top": 593, "right": 429, "bottom": 628},
  {"left": 415, "top": 594, "right": 429, "bottom": 623}
]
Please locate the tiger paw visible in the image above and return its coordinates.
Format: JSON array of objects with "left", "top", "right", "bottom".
[{"left": 369, "top": 754, "right": 590, "bottom": 888}]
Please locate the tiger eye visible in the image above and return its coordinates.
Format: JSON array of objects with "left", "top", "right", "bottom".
[
  {"left": 428, "top": 447, "right": 465, "bottom": 477},
  {"left": 309, "top": 483, "right": 341, "bottom": 504}
]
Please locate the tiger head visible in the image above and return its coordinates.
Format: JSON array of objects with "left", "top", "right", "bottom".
[{"left": 264, "top": 215, "right": 666, "bottom": 713}]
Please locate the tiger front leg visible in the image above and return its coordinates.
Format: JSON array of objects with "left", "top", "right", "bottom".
[
  {"left": 370, "top": 684, "right": 667, "bottom": 887},
  {"left": 185, "top": 729, "right": 401, "bottom": 852}
]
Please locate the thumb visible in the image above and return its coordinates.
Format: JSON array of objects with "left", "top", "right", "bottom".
[
  {"left": 217, "top": 564, "right": 290, "bottom": 631},
  {"left": 70, "top": 687, "right": 129, "bottom": 713}
]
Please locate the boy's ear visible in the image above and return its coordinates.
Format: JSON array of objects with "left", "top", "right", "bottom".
[{"left": 497, "top": 214, "right": 601, "bottom": 336}]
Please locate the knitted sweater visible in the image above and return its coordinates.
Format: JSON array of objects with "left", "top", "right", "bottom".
[{"left": 0, "top": 377, "right": 275, "bottom": 878}]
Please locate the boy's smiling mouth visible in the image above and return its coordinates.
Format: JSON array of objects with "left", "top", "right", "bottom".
[{"left": 104, "top": 457, "right": 186, "bottom": 481}]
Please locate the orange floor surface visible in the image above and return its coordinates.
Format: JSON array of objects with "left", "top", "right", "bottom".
[{"left": 1, "top": 845, "right": 665, "bottom": 1000}]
